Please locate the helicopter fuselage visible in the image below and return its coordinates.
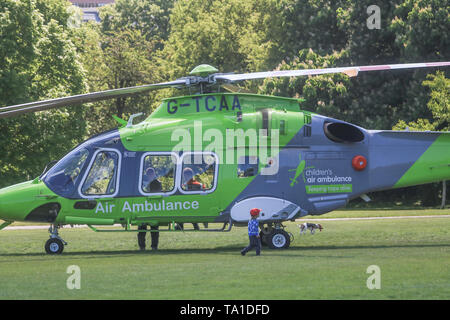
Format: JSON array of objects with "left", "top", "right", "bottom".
[{"left": 1, "top": 92, "right": 450, "bottom": 229}]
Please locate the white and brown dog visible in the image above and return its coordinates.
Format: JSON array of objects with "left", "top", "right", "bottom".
[{"left": 298, "top": 222, "right": 323, "bottom": 235}]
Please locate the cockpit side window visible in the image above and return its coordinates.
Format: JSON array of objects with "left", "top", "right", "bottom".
[
  {"left": 81, "top": 150, "right": 120, "bottom": 197},
  {"left": 43, "top": 147, "right": 90, "bottom": 197}
]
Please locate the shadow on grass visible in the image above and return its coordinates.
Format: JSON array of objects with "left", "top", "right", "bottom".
[
  {"left": 330, "top": 206, "right": 450, "bottom": 212},
  {"left": 0, "top": 243, "right": 448, "bottom": 261}
]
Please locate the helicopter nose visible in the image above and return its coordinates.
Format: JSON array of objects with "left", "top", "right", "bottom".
[
  {"left": 0, "top": 181, "right": 40, "bottom": 222},
  {"left": 0, "top": 192, "right": 8, "bottom": 221}
]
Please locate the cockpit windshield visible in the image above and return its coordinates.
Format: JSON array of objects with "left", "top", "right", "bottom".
[{"left": 43, "top": 147, "right": 90, "bottom": 197}]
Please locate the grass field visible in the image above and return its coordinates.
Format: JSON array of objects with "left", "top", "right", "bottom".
[
  {"left": 0, "top": 210, "right": 449, "bottom": 300},
  {"left": 309, "top": 208, "right": 450, "bottom": 219}
]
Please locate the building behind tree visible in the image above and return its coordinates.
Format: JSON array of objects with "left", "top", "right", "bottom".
[{"left": 69, "top": 0, "right": 115, "bottom": 22}]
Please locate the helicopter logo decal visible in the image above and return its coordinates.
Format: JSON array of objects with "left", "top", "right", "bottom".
[
  {"left": 289, "top": 153, "right": 353, "bottom": 194},
  {"left": 289, "top": 153, "right": 307, "bottom": 187}
]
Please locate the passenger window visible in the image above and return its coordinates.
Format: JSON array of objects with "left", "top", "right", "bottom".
[
  {"left": 141, "top": 154, "right": 176, "bottom": 194},
  {"left": 238, "top": 156, "right": 258, "bottom": 177},
  {"left": 81, "top": 150, "right": 120, "bottom": 196},
  {"left": 181, "top": 153, "right": 217, "bottom": 192}
]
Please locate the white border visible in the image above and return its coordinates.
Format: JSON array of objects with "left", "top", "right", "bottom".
[
  {"left": 178, "top": 151, "right": 219, "bottom": 195},
  {"left": 138, "top": 152, "right": 179, "bottom": 196},
  {"left": 78, "top": 148, "right": 122, "bottom": 199}
]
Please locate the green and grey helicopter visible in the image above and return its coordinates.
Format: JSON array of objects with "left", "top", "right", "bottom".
[{"left": 0, "top": 62, "right": 449, "bottom": 254}]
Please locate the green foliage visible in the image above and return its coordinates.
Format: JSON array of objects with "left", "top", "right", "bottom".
[
  {"left": 79, "top": 27, "right": 156, "bottom": 135},
  {"left": 278, "top": 0, "right": 350, "bottom": 57},
  {"left": 0, "top": 0, "right": 87, "bottom": 187},
  {"left": 99, "top": 0, "right": 174, "bottom": 44},
  {"left": 390, "top": 0, "right": 449, "bottom": 60},
  {"left": 422, "top": 72, "right": 450, "bottom": 130},
  {"left": 159, "top": 0, "right": 282, "bottom": 79},
  {"left": 257, "top": 0, "right": 448, "bottom": 130},
  {"left": 75, "top": 0, "right": 175, "bottom": 135},
  {"left": 394, "top": 72, "right": 450, "bottom": 131},
  {"left": 393, "top": 72, "right": 449, "bottom": 131},
  {"left": 261, "top": 48, "right": 352, "bottom": 120}
]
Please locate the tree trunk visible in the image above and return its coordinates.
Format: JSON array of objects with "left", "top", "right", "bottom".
[{"left": 441, "top": 180, "right": 447, "bottom": 209}]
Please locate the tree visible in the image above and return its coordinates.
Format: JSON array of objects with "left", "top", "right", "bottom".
[
  {"left": 260, "top": 48, "right": 353, "bottom": 120},
  {"left": 390, "top": 0, "right": 449, "bottom": 60},
  {"left": 0, "top": 0, "right": 87, "bottom": 187},
  {"left": 71, "top": 1, "right": 175, "bottom": 136},
  {"left": 99, "top": 0, "right": 174, "bottom": 46},
  {"left": 82, "top": 28, "right": 156, "bottom": 134},
  {"left": 257, "top": 0, "right": 448, "bottom": 130},
  {"left": 393, "top": 72, "right": 449, "bottom": 133},
  {"left": 159, "top": 0, "right": 283, "bottom": 80},
  {"left": 276, "top": 0, "right": 350, "bottom": 58}
]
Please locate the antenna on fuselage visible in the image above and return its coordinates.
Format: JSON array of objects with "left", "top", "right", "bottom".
[{"left": 127, "top": 113, "right": 144, "bottom": 127}]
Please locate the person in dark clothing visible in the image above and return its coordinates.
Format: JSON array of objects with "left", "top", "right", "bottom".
[
  {"left": 149, "top": 225, "right": 159, "bottom": 250},
  {"left": 143, "top": 167, "right": 162, "bottom": 193},
  {"left": 138, "top": 224, "right": 147, "bottom": 251},
  {"left": 137, "top": 224, "right": 159, "bottom": 251},
  {"left": 241, "top": 208, "right": 261, "bottom": 256},
  {"left": 139, "top": 168, "right": 162, "bottom": 249}
]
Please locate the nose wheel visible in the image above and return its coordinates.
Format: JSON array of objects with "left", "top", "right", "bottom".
[{"left": 45, "top": 225, "right": 67, "bottom": 254}]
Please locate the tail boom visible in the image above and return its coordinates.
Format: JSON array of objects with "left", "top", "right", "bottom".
[{"left": 369, "top": 130, "right": 450, "bottom": 191}]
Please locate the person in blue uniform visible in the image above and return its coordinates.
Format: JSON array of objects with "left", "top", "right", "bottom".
[{"left": 241, "top": 208, "right": 261, "bottom": 256}]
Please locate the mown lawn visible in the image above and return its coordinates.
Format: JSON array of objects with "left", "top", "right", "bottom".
[
  {"left": 309, "top": 208, "right": 450, "bottom": 219},
  {"left": 0, "top": 214, "right": 449, "bottom": 300}
]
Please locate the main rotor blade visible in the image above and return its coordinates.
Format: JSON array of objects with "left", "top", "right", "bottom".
[
  {"left": 221, "top": 83, "right": 254, "bottom": 94},
  {"left": 215, "top": 61, "right": 450, "bottom": 82},
  {"left": 0, "top": 79, "right": 186, "bottom": 119}
]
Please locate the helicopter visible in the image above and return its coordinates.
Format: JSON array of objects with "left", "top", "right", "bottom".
[{"left": 0, "top": 62, "right": 449, "bottom": 254}]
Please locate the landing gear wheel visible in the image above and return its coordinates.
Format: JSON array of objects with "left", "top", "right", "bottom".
[
  {"left": 45, "top": 238, "right": 64, "bottom": 254},
  {"left": 259, "top": 226, "right": 273, "bottom": 247},
  {"left": 259, "top": 231, "right": 268, "bottom": 246},
  {"left": 268, "top": 230, "right": 290, "bottom": 249},
  {"left": 45, "top": 225, "right": 66, "bottom": 254}
]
